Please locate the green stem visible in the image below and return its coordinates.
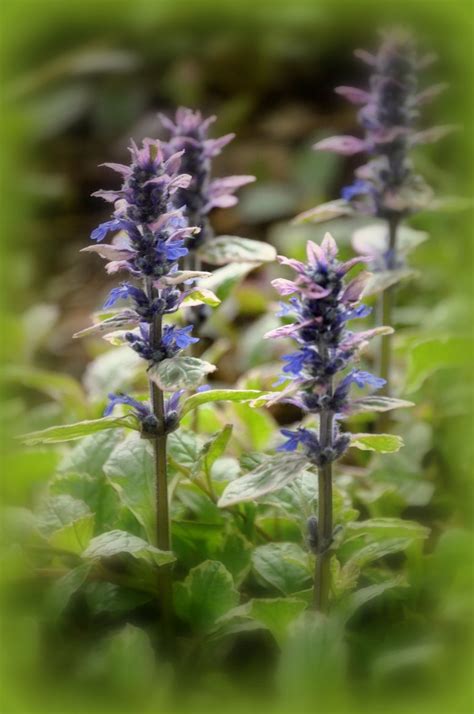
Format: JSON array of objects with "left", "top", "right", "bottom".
[
  {"left": 146, "top": 282, "right": 173, "bottom": 640},
  {"left": 377, "top": 216, "right": 399, "bottom": 431},
  {"left": 313, "top": 340, "right": 334, "bottom": 612},
  {"left": 313, "top": 407, "right": 334, "bottom": 612}
]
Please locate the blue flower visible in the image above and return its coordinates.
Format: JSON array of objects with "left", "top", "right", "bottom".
[
  {"left": 90, "top": 219, "right": 123, "bottom": 242},
  {"left": 104, "top": 392, "right": 150, "bottom": 418},
  {"left": 162, "top": 324, "right": 198, "bottom": 351}
]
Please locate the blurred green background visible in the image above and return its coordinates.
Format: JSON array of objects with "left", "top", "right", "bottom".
[{"left": 0, "top": 0, "right": 472, "bottom": 712}]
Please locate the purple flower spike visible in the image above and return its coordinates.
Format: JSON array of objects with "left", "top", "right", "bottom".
[
  {"left": 160, "top": 107, "right": 255, "bottom": 251},
  {"left": 317, "top": 29, "right": 448, "bottom": 223},
  {"left": 272, "top": 234, "right": 389, "bottom": 466}
]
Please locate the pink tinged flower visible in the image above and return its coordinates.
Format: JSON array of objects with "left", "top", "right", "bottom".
[
  {"left": 276, "top": 255, "right": 306, "bottom": 274},
  {"left": 163, "top": 150, "right": 184, "bottom": 175},
  {"left": 264, "top": 323, "right": 299, "bottom": 340},
  {"left": 335, "top": 86, "right": 371, "bottom": 104},
  {"left": 99, "top": 162, "right": 132, "bottom": 177},
  {"left": 105, "top": 260, "right": 132, "bottom": 274},
  {"left": 341, "top": 271, "right": 371, "bottom": 303},
  {"left": 169, "top": 173, "right": 192, "bottom": 191},
  {"left": 306, "top": 240, "right": 327, "bottom": 268},
  {"left": 271, "top": 278, "right": 299, "bottom": 296},
  {"left": 337, "top": 256, "right": 370, "bottom": 276},
  {"left": 313, "top": 135, "right": 367, "bottom": 156},
  {"left": 415, "top": 83, "right": 448, "bottom": 105},
  {"left": 321, "top": 232, "right": 338, "bottom": 259},
  {"left": 298, "top": 281, "right": 331, "bottom": 299},
  {"left": 203, "top": 133, "right": 235, "bottom": 158},
  {"left": 206, "top": 194, "right": 239, "bottom": 211},
  {"left": 410, "top": 125, "right": 457, "bottom": 145},
  {"left": 210, "top": 175, "right": 256, "bottom": 193},
  {"left": 417, "top": 52, "right": 437, "bottom": 70},
  {"left": 92, "top": 189, "right": 123, "bottom": 203},
  {"left": 81, "top": 245, "right": 135, "bottom": 261},
  {"left": 340, "top": 325, "right": 394, "bottom": 350},
  {"left": 354, "top": 48, "right": 377, "bottom": 65}
]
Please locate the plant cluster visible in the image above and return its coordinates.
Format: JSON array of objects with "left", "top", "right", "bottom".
[{"left": 4, "top": 27, "right": 469, "bottom": 709}]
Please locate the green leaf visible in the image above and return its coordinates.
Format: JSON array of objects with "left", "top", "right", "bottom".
[
  {"left": 85, "top": 582, "right": 152, "bottom": 615},
  {"left": 349, "top": 396, "right": 414, "bottom": 414},
  {"left": 179, "top": 287, "right": 221, "bottom": 308},
  {"left": 51, "top": 473, "right": 120, "bottom": 534},
  {"left": 181, "top": 389, "right": 265, "bottom": 417},
  {"left": 213, "top": 530, "right": 253, "bottom": 584},
  {"left": 21, "top": 415, "right": 139, "bottom": 446},
  {"left": 197, "top": 425, "right": 233, "bottom": 478},
  {"left": 343, "top": 538, "right": 416, "bottom": 572},
  {"left": 350, "top": 433, "right": 404, "bottom": 453},
  {"left": 58, "top": 429, "right": 121, "bottom": 476},
  {"left": 73, "top": 309, "right": 141, "bottom": 339},
  {"left": 37, "top": 495, "right": 91, "bottom": 535},
  {"left": 361, "top": 269, "right": 417, "bottom": 297},
  {"left": 3, "top": 365, "right": 87, "bottom": 418},
  {"left": 337, "top": 577, "right": 406, "bottom": 623},
  {"left": 168, "top": 429, "right": 204, "bottom": 473},
  {"left": 218, "top": 453, "right": 309, "bottom": 508},
  {"left": 174, "top": 560, "right": 239, "bottom": 632},
  {"left": 45, "top": 563, "right": 92, "bottom": 621},
  {"left": 83, "top": 530, "right": 175, "bottom": 567},
  {"left": 197, "top": 236, "right": 276, "bottom": 265},
  {"left": 252, "top": 543, "right": 312, "bottom": 595},
  {"left": 347, "top": 517, "right": 429, "bottom": 541},
  {"left": 199, "top": 263, "right": 260, "bottom": 301},
  {"left": 49, "top": 514, "right": 95, "bottom": 553},
  {"left": 216, "top": 597, "right": 306, "bottom": 644},
  {"left": 294, "top": 199, "right": 354, "bottom": 225},
  {"left": 103, "top": 433, "right": 155, "bottom": 541},
  {"left": 231, "top": 402, "right": 277, "bottom": 451},
  {"left": 148, "top": 356, "right": 216, "bottom": 391},
  {"left": 405, "top": 336, "right": 472, "bottom": 393}
]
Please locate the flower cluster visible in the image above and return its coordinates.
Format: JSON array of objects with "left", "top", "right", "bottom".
[
  {"left": 104, "top": 392, "right": 182, "bottom": 437},
  {"left": 266, "top": 233, "right": 389, "bottom": 466},
  {"left": 315, "top": 29, "right": 449, "bottom": 227},
  {"left": 159, "top": 107, "right": 255, "bottom": 251},
  {"left": 86, "top": 137, "right": 203, "bottom": 434}
]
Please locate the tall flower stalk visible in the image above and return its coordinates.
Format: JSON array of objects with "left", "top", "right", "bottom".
[
  {"left": 83, "top": 138, "right": 206, "bottom": 632},
  {"left": 265, "top": 233, "right": 394, "bottom": 610},
  {"left": 308, "top": 29, "right": 450, "bottom": 396}
]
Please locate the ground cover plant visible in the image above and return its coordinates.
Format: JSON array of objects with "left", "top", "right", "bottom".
[{"left": 1, "top": 5, "right": 472, "bottom": 714}]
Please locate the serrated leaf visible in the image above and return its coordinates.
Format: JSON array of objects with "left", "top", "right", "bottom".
[
  {"left": 198, "top": 425, "right": 233, "bottom": 478},
  {"left": 45, "top": 563, "right": 92, "bottom": 621},
  {"left": 252, "top": 543, "right": 312, "bottom": 595},
  {"left": 216, "top": 597, "right": 306, "bottom": 644},
  {"left": 294, "top": 199, "right": 354, "bottom": 225},
  {"left": 103, "top": 433, "right": 155, "bottom": 541},
  {"left": 21, "top": 415, "right": 139, "bottom": 446},
  {"left": 37, "top": 495, "right": 91, "bottom": 535},
  {"left": 83, "top": 530, "right": 174, "bottom": 567},
  {"left": 168, "top": 429, "right": 203, "bottom": 473},
  {"left": 174, "top": 560, "right": 239, "bottom": 632},
  {"left": 337, "top": 577, "right": 406, "bottom": 624},
  {"left": 349, "top": 396, "right": 414, "bottom": 414},
  {"left": 347, "top": 517, "right": 429, "bottom": 541},
  {"left": 199, "top": 263, "right": 260, "bottom": 301},
  {"left": 180, "top": 287, "right": 221, "bottom": 308},
  {"left": 148, "top": 357, "right": 216, "bottom": 390},
  {"left": 218, "top": 453, "right": 310, "bottom": 508},
  {"left": 361, "top": 269, "right": 417, "bottom": 297},
  {"left": 49, "top": 514, "right": 95, "bottom": 553},
  {"left": 58, "top": 429, "right": 121, "bottom": 476},
  {"left": 198, "top": 236, "right": 276, "bottom": 265},
  {"left": 350, "top": 433, "right": 404, "bottom": 453},
  {"left": 181, "top": 389, "right": 265, "bottom": 416},
  {"left": 405, "top": 336, "right": 472, "bottom": 393}
]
